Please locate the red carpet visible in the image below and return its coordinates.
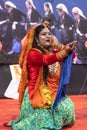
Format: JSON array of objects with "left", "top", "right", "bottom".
[{"left": 0, "top": 95, "right": 87, "bottom": 130}]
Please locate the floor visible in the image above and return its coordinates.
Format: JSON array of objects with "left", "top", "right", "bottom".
[{"left": 0, "top": 95, "right": 87, "bottom": 130}]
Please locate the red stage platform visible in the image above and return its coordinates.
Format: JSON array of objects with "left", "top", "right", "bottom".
[{"left": 0, "top": 95, "right": 87, "bottom": 130}]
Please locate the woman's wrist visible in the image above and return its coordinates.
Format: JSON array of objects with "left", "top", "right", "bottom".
[{"left": 56, "top": 49, "right": 68, "bottom": 60}]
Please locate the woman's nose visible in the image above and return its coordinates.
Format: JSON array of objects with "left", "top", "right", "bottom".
[{"left": 46, "top": 33, "right": 51, "bottom": 38}]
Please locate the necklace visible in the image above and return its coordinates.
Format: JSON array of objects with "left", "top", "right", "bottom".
[
  {"left": 37, "top": 43, "right": 44, "bottom": 49},
  {"left": 48, "top": 62, "right": 58, "bottom": 75}
]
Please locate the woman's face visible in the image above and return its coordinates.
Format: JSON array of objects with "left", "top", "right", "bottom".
[
  {"left": 38, "top": 27, "right": 52, "bottom": 48},
  {"left": 72, "top": 13, "right": 80, "bottom": 20},
  {"left": 44, "top": 5, "right": 49, "bottom": 13},
  {"left": 56, "top": 9, "right": 64, "bottom": 17},
  {"left": 6, "top": 7, "right": 13, "bottom": 13},
  {"left": 25, "top": 2, "right": 32, "bottom": 9}
]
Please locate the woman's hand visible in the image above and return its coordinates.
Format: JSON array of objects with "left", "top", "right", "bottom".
[
  {"left": 50, "top": 35, "right": 59, "bottom": 48},
  {"left": 65, "top": 41, "right": 77, "bottom": 53},
  {"left": 56, "top": 41, "right": 77, "bottom": 59}
]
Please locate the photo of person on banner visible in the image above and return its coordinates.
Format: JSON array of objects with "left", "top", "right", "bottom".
[
  {"left": 25, "top": 0, "right": 42, "bottom": 31},
  {"left": 0, "top": 0, "right": 87, "bottom": 65},
  {"left": 4, "top": 1, "right": 26, "bottom": 54},
  {"left": 56, "top": 3, "right": 75, "bottom": 45},
  {"left": 72, "top": 7, "right": 87, "bottom": 64},
  {"left": 43, "top": 1, "right": 57, "bottom": 35}
]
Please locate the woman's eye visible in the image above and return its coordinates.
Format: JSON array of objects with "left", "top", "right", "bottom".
[
  {"left": 48, "top": 33, "right": 51, "bottom": 36},
  {"left": 41, "top": 32, "right": 51, "bottom": 36},
  {"left": 42, "top": 33, "right": 46, "bottom": 35}
]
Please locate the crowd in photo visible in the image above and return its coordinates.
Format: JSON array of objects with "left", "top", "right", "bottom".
[{"left": 0, "top": 0, "right": 87, "bottom": 64}]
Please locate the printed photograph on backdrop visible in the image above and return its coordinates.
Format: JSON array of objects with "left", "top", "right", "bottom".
[{"left": 0, "top": 0, "right": 87, "bottom": 64}]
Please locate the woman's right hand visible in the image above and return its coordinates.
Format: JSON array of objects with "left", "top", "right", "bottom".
[{"left": 56, "top": 41, "right": 77, "bottom": 60}]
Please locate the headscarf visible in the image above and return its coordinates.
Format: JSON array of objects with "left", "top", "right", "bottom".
[
  {"left": 18, "top": 24, "right": 40, "bottom": 106},
  {"left": 25, "top": 0, "right": 36, "bottom": 9},
  {"left": 72, "top": 7, "right": 86, "bottom": 19},
  {"left": 56, "top": 3, "right": 69, "bottom": 14},
  {"left": 4, "top": 1, "right": 17, "bottom": 9},
  {"left": 44, "top": 2, "right": 53, "bottom": 13}
]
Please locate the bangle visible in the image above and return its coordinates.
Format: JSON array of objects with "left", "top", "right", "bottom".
[{"left": 56, "top": 49, "right": 68, "bottom": 59}]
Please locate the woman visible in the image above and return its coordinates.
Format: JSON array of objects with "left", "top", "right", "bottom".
[
  {"left": 72, "top": 7, "right": 87, "bottom": 64},
  {"left": 43, "top": 2, "right": 57, "bottom": 35},
  {"left": 3, "top": 1, "right": 26, "bottom": 54},
  {"left": 56, "top": 3, "right": 74, "bottom": 45},
  {"left": 4, "top": 24, "right": 76, "bottom": 129},
  {"left": 25, "top": 0, "right": 42, "bottom": 31}
]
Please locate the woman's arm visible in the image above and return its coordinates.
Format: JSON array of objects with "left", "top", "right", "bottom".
[{"left": 27, "top": 43, "right": 76, "bottom": 66}]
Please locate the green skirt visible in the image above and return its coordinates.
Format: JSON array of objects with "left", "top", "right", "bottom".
[{"left": 8, "top": 88, "right": 75, "bottom": 130}]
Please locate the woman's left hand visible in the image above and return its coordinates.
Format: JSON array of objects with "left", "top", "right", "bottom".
[
  {"left": 67, "top": 41, "right": 77, "bottom": 50},
  {"left": 50, "top": 35, "right": 59, "bottom": 48},
  {"left": 65, "top": 41, "right": 77, "bottom": 53}
]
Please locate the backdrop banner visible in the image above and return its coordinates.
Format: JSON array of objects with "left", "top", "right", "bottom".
[{"left": 0, "top": 0, "right": 87, "bottom": 64}]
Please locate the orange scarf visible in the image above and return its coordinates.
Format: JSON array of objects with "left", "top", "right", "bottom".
[{"left": 18, "top": 24, "right": 39, "bottom": 106}]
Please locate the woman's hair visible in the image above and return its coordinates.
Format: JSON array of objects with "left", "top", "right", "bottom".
[
  {"left": 42, "top": 17, "right": 51, "bottom": 23},
  {"left": 34, "top": 24, "right": 49, "bottom": 85},
  {"left": 34, "top": 24, "right": 46, "bottom": 40}
]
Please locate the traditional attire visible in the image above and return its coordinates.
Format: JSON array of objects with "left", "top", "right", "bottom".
[
  {"left": 72, "top": 7, "right": 87, "bottom": 64},
  {"left": 56, "top": 3, "right": 74, "bottom": 45},
  {"left": 44, "top": 2, "right": 57, "bottom": 35},
  {"left": 7, "top": 24, "right": 75, "bottom": 130},
  {"left": 25, "top": 0, "right": 42, "bottom": 31}
]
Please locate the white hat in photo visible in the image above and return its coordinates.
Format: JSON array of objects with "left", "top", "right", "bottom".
[
  {"left": 72, "top": 7, "right": 86, "bottom": 18},
  {"left": 5, "top": 1, "right": 16, "bottom": 9},
  {"left": 56, "top": 3, "right": 69, "bottom": 14},
  {"left": 25, "top": 0, "right": 36, "bottom": 9}
]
